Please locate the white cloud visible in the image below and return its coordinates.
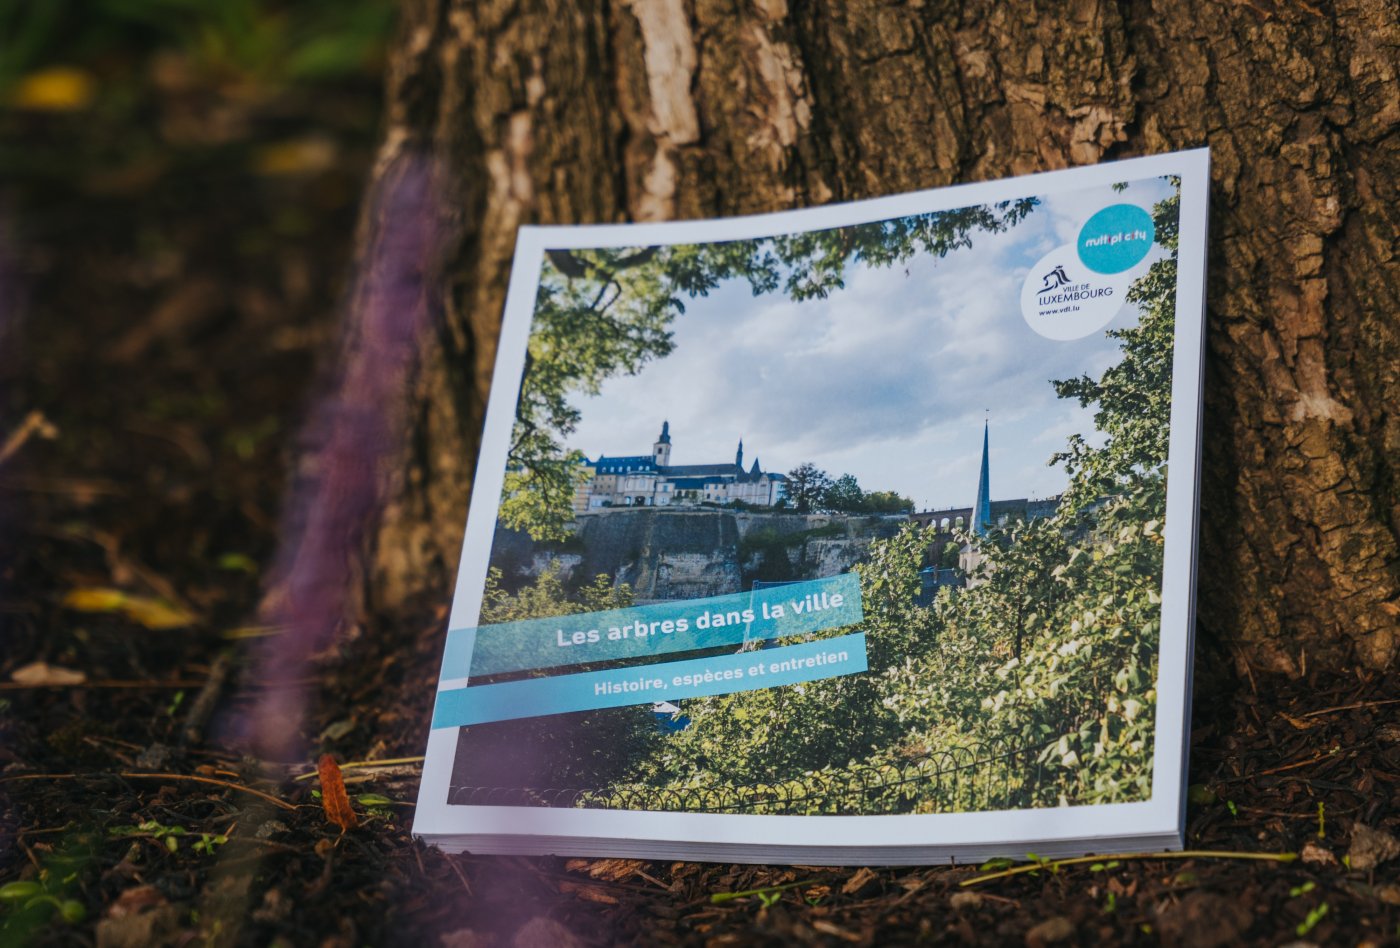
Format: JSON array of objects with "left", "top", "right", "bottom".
[{"left": 561, "top": 178, "right": 1176, "bottom": 509}]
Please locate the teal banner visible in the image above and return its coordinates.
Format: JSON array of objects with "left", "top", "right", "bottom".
[
  {"left": 441, "top": 572, "right": 862, "bottom": 679},
  {"left": 431, "top": 631, "right": 868, "bottom": 728}
]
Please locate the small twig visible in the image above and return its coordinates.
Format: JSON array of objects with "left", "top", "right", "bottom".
[
  {"left": 1256, "top": 749, "right": 1343, "bottom": 776},
  {"left": 181, "top": 650, "right": 233, "bottom": 746},
  {"left": 634, "top": 868, "right": 672, "bottom": 892},
  {"left": 1302, "top": 697, "right": 1400, "bottom": 718},
  {"left": 0, "top": 679, "right": 201, "bottom": 690},
  {"left": 119, "top": 772, "right": 296, "bottom": 811},
  {"left": 291, "top": 756, "right": 425, "bottom": 781},
  {"left": 0, "top": 770, "right": 295, "bottom": 812},
  {"left": 0, "top": 411, "right": 57, "bottom": 468},
  {"left": 959, "top": 849, "right": 1297, "bottom": 887},
  {"left": 711, "top": 878, "right": 818, "bottom": 904},
  {"left": 445, "top": 854, "right": 474, "bottom": 896}
]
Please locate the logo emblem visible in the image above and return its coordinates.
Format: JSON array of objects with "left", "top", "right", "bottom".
[{"left": 1037, "top": 265, "right": 1071, "bottom": 295}]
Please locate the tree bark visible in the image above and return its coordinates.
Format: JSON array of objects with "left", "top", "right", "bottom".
[{"left": 360, "top": 0, "right": 1400, "bottom": 674}]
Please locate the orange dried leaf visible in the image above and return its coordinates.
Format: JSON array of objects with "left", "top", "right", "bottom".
[{"left": 318, "top": 754, "right": 358, "bottom": 831}]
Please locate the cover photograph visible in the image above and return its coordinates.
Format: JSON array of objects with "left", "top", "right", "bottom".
[{"left": 413, "top": 149, "right": 1210, "bottom": 864}]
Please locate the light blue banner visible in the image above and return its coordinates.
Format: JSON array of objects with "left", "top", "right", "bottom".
[
  {"left": 443, "top": 572, "right": 862, "bottom": 679},
  {"left": 431, "top": 631, "right": 868, "bottom": 728}
]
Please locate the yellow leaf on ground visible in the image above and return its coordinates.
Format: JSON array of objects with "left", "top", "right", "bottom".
[
  {"left": 12, "top": 67, "right": 96, "bottom": 111},
  {"left": 120, "top": 597, "right": 196, "bottom": 630},
  {"left": 251, "top": 138, "right": 337, "bottom": 176},
  {"left": 62, "top": 587, "right": 195, "bottom": 629},
  {"left": 11, "top": 662, "right": 87, "bottom": 686},
  {"left": 62, "top": 588, "right": 128, "bottom": 612}
]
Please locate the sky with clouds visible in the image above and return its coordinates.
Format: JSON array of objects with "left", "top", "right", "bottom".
[{"left": 559, "top": 176, "right": 1176, "bottom": 512}]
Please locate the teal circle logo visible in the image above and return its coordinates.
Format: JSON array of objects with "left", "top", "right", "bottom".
[{"left": 1077, "top": 204, "right": 1155, "bottom": 274}]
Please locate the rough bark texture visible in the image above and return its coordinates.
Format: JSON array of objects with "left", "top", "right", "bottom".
[{"left": 362, "top": 0, "right": 1400, "bottom": 673}]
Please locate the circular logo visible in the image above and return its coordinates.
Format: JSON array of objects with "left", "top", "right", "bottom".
[
  {"left": 1020, "top": 245, "right": 1134, "bottom": 341},
  {"left": 1077, "top": 203, "right": 1155, "bottom": 274}
]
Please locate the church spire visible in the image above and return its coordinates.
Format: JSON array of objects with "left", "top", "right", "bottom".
[
  {"left": 735, "top": 438, "right": 744, "bottom": 469},
  {"left": 971, "top": 420, "right": 991, "bottom": 536},
  {"left": 652, "top": 419, "right": 672, "bottom": 466}
]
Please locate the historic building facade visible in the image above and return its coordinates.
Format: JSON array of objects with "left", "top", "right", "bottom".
[{"left": 576, "top": 422, "right": 787, "bottom": 511}]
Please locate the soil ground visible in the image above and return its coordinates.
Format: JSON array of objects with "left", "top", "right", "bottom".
[{"left": 2, "top": 39, "right": 1399, "bottom": 948}]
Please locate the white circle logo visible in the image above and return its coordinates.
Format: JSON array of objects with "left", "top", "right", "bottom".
[{"left": 1020, "top": 245, "right": 1134, "bottom": 341}]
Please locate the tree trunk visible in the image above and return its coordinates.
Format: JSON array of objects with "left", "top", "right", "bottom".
[{"left": 360, "top": 0, "right": 1400, "bottom": 674}]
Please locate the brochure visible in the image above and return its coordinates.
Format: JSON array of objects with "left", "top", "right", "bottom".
[{"left": 413, "top": 149, "right": 1209, "bottom": 865}]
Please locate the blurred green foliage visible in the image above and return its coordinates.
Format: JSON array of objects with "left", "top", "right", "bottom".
[{"left": 0, "top": 0, "right": 394, "bottom": 91}]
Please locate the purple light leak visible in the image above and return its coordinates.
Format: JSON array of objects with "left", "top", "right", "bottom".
[
  {"left": 0, "top": 199, "right": 25, "bottom": 354},
  {"left": 0, "top": 197, "right": 27, "bottom": 865},
  {"left": 243, "top": 152, "right": 439, "bottom": 762}
]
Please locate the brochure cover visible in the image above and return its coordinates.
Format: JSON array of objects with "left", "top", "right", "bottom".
[{"left": 414, "top": 149, "right": 1209, "bottom": 864}]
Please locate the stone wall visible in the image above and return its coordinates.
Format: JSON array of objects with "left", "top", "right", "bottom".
[{"left": 490, "top": 508, "right": 909, "bottom": 602}]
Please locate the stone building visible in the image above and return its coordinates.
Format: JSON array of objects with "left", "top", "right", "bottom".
[{"left": 576, "top": 422, "right": 787, "bottom": 511}]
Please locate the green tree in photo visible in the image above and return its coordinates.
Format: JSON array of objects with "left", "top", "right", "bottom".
[
  {"left": 821, "top": 473, "right": 864, "bottom": 512},
  {"left": 462, "top": 566, "right": 658, "bottom": 787},
  {"left": 874, "top": 181, "right": 1182, "bottom": 808},
  {"left": 784, "top": 462, "right": 832, "bottom": 513},
  {"left": 624, "top": 524, "right": 937, "bottom": 789},
  {"left": 860, "top": 489, "right": 915, "bottom": 514}
]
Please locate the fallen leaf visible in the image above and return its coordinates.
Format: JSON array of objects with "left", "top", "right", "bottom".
[
  {"left": 1348, "top": 823, "right": 1400, "bottom": 871},
  {"left": 950, "top": 890, "right": 983, "bottom": 910},
  {"left": 106, "top": 885, "right": 167, "bottom": 919},
  {"left": 319, "top": 719, "right": 355, "bottom": 742},
  {"left": 1025, "top": 915, "right": 1074, "bottom": 947},
  {"left": 1300, "top": 840, "right": 1337, "bottom": 866},
  {"left": 557, "top": 880, "right": 618, "bottom": 905},
  {"left": 252, "top": 137, "right": 338, "bottom": 177},
  {"left": 841, "top": 865, "right": 879, "bottom": 895},
  {"left": 62, "top": 587, "right": 195, "bottom": 630},
  {"left": 318, "top": 754, "right": 358, "bottom": 831},
  {"left": 1279, "top": 711, "right": 1319, "bottom": 730},
  {"left": 120, "top": 597, "right": 196, "bottom": 630},
  {"left": 62, "top": 588, "right": 128, "bottom": 612},
  {"left": 11, "top": 662, "right": 86, "bottom": 686},
  {"left": 12, "top": 66, "right": 96, "bottom": 111}
]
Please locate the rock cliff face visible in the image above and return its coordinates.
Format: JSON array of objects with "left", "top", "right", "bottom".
[
  {"left": 577, "top": 509, "right": 742, "bottom": 601},
  {"left": 491, "top": 509, "right": 907, "bottom": 602}
]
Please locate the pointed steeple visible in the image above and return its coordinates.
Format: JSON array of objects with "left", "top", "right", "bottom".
[
  {"left": 735, "top": 438, "right": 744, "bottom": 470},
  {"left": 750, "top": 458, "right": 761, "bottom": 476},
  {"left": 653, "top": 420, "right": 672, "bottom": 466},
  {"left": 971, "top": 421, "right": 992, "bottom": 536}
]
